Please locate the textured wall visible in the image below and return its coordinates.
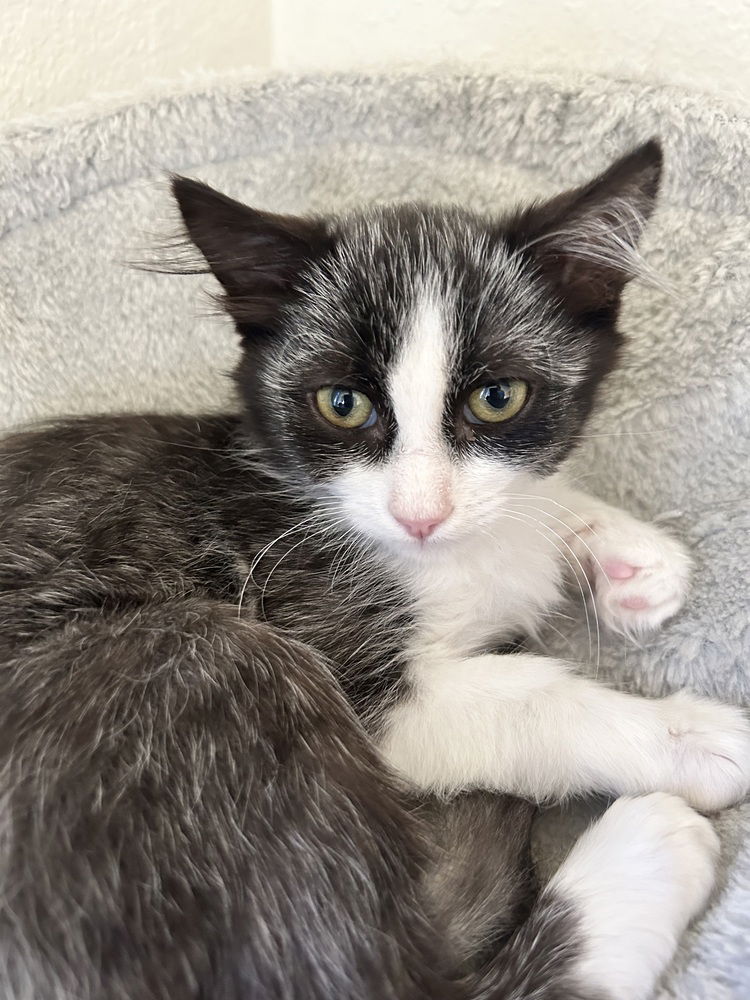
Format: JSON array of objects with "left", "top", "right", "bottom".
[
  {"left": 0, "top": 0, "right": 271, "bottom": 118},
  {"left": 274, "top": 0, "right": 750, "bottom": 106},
  {"left": 2, "top": 0, "right": 749, "bottom": 120}
]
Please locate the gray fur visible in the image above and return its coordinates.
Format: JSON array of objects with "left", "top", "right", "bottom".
[{"left": 0, "top": 413, "right": 600, "bottom": 999}]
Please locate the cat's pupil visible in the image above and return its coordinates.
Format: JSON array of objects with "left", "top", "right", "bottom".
[
  {"left": 483, "top": 383, "right": 510, "bottom": 409},
  {"left": 331, "top": 388, "right": 354, "bottom": 417}
]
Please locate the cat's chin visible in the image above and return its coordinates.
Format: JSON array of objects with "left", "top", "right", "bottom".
[
  {"left": 375, "top": 525, "right": 471, "bottom": 559},
  {"left": 393, "top": 536, "right": 449, "bottom": 555}
]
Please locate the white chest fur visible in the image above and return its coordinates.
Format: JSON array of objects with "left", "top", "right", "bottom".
[{"left": 399, "top": 507, "right": 566, "bottom": 663}]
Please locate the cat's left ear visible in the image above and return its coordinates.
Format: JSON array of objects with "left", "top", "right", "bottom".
[
  {"left": 171, "top": 177, "right": 331, "bottom": 334},
  {"left": 506, "top": 140, "right": 663, "bottom": 320}
]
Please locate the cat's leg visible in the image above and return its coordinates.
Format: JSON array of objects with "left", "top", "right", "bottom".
[
  {"left": 421, "top": 792, "right": 538, "bottom": 970},
  {"left": 423, "top": 792, "right": 718, "bottom": 1000},
  {"left": 472, "top": 793, "right": 719, "bottom": 1000},
  {"left": 381, "top": 653, "right": 750, "bottom": 811},
  {"left": 514, "top": 477, "right": 692, "bottom": 635},
  {"left": 0, "top": 599, "right": 459, "bottom": 1000}
]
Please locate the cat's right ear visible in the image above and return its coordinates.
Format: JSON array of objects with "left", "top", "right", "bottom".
[
  {"left": 503, "top": 141, "right": 663, "bottom": 321},
  {"left": 171, "top": 177, "right": 331, "bottom": 333}
]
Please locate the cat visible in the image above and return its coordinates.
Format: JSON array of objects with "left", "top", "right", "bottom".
[{"left": 0, "top": 138, "right": 748, "bottom": 1000}]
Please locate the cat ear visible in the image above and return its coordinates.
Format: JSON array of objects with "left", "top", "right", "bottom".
[
  {"left": 507, "top": 140, "right": 663, "bottom": 319},
  {"left": 171, "top": 177, "right": 330, "bottom": 332}
]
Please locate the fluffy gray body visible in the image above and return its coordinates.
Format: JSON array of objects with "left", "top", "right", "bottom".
[{"left": 0, "top": 413, "right": 582, "bottom": 1000}]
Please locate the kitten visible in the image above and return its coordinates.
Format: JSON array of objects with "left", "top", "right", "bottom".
[{"left": 0, "top": 140, "right": 748, "bottom": 1000}]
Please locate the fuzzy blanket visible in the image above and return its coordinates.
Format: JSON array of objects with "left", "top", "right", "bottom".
[{"left": 1, "top": 70, "right": 748, "bottom": 997}]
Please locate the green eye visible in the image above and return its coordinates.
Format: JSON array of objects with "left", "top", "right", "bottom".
[
  {"left": 316, "top": 386, "right": 377, "bottom": 429},
  {"left": 465, "top": 380, "right": 529, "bottom": 424}
]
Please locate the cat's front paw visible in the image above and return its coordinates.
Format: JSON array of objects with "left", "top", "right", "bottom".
[
  {"left": 659, "top": 692, "right": 750, "bottom": 813},
  {"left": 574, "top": 515, "right": 691, "bottom": 635}
]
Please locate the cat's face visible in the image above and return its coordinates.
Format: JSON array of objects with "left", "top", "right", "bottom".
[
  {"left": 236, "top": 208, "right": 614, "bottom": 552},
  {"left": 173, "top": 142, "right": 661, "bottom": 555}
]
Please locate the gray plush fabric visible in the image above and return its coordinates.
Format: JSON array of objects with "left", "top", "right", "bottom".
[{"left": 1, "top": 70, "right": 748, "bottom": 996}]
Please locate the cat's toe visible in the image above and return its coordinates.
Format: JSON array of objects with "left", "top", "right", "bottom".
[
  {"left": 596, "top": 562, "right": 687, "bottom": 634},
  {"left": 659, "top": 692, "right": 750, "bottom": 813},
  {"left": 586, "top": 524, "right": 691, "bottom": 634}
]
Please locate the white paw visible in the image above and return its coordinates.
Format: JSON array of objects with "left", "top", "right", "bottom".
[
  {"left": 658, "top": 691, "right": 750, "bottom": 812},
  {"left": 571, "top": 514, "right": 691, "bottom": 635},
  {"left": 550, "top": 793, "right": 719, "bottom": 1000}
]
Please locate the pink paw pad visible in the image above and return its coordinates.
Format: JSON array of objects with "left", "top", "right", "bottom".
[{"left": 603, "top": 560, "right": 637, "bottom": 580}]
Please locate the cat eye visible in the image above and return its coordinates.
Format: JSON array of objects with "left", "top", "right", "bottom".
[
  {"left": 465, "top": 380, "right": 529, "bottom": 424},
  {"left": 315, "top": 386, "right": 377, "bottom": 429}
]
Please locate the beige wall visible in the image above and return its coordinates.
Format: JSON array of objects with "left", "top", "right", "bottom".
[
  {"left": 274, "top": 0, "right": 750, "bottom": 106},
  {"left": 2, "top": 0, "right": 749, "bottom": 120},
  {"left": 0, "top": 0, "right": 272, "bottom": 119}
]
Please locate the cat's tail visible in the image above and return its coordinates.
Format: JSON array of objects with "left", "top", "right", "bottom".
[{"left": 466, "top": 793, "right": 719, "bottom": 1000}]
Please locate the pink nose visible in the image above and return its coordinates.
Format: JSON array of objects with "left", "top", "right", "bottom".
[{"left": 392, "top": 511, "right": 451, "bottom": 540}]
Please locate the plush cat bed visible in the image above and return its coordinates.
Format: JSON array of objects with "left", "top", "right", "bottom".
[{"left": 1, "top": 69, "right": 748, "bottom": 996}]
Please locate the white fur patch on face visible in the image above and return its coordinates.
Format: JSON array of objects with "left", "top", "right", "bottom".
[
  {"left": 386, "top": 291, "right": 454, "bottom": 533},
  {"left": 323, "top": 286, "right": 528, "bottom": 552},
  {"left": 388, "top": 291, "right": 450, "bottom": 455}
]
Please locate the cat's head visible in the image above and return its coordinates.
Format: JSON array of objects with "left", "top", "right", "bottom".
[{"left": 173, "top": 142, "right": 661, "bottom": 555}]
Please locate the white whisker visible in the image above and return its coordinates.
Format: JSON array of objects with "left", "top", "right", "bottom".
[
  {"left": 500, "top": 507, "right": 601, "bottom": 673},
  {"left": 503, "top": 496, "right": 611, "bottom": 589}
]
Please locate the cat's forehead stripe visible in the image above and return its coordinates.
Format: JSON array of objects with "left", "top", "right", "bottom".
[{"left": 388, "top": 289, "right": 450, "bottom": 452}]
